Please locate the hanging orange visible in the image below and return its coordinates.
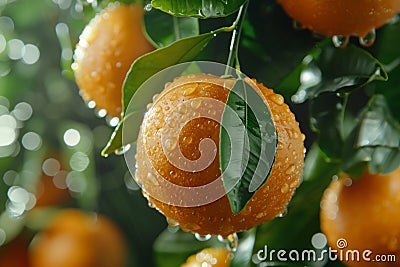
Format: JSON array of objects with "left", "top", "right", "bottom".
[
  {"left": 73, "top": 3, "right": 154, "bottom": 117},
  {"left": 135, "top": 74, "right": 304, "bottom": 237}
]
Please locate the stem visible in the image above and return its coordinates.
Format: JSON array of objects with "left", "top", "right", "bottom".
[{"left": 223, "top": 1, "right": 249, "bottom": 75}]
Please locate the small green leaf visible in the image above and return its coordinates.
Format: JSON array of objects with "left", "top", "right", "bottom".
[
  {"left": 292, "top": 44, "right": 388, "bottom": 103},
  {"left": 151, "top": 0, "right": 246, "bottom": 18},
  {"left": 342, "top": 95, "right": 400, "bottom": 175},
  {"left": 220, "top": 78, "right": 277, "bottom": 214},
  {"left": 144, "top": 9, "right": 199, "bottom": 48},
  {"left": 101, "top": 32, "right": 217, "bottom": 156}
]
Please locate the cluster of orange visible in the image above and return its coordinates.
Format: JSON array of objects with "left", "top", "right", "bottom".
[{"left": 69, "top": 1, "right": 400, "bottom": 267}]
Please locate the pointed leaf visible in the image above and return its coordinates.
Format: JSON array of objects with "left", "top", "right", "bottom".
[
  {"left": 342, "top": 95, "right": 400, "bottom": 175},
  {"left": 220, "top": 78, "right": 277, "bottom": 214},
  {"left": 144, "top": 9, "right": 199, "bottom": 48},
  {"left": 101, "top": 32, "right": 217, "bottom": 156},
  {"left": 151, "top": 0, "right": 246, "bottom": 18},
  {"left": 292, "top": 44, "right": 388, "bottom": 103}
]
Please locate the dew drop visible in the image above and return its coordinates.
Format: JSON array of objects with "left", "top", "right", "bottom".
[
  {"left": 279, "top": 207, "right": 288, "bottom": 218},
  {"left": 270, "top": 94, "right": 284, "bottom": 105},
  {"left": 292, "top": 20, "right": 303, "bottom": 30},
  {"left": 152, "top": 93, "right": 160, "bottom": 102},
  {"left": 183, "top": 86, "right": 197, "bottom": 96},
  {"left": 114, "top": 144, "right": 131, "bottom": 155},
  {"left": 195, "top": 233, "right": 212, "bottom": 241},
  {"left": 225, "top": 233, "right": 239, "bottom": 252},
  {"left": 359, "top": 29, "right": 376, "bottom": 47},
  {"left": 183, "top": 136, "right": 193, "bottom": 144},
  {"left": 164, "top": 138, "right": 177, "bottom": 151},
  {"left": 280, "top": 183, "right": 289, "bottom": 193},
  {"left": 190, "top": 99, "right": 202, "bottom": 109},
  {"left": 148, "top": 200, "right": 155, "bottom": 208},
  {"left": 144, "top": 3, "right": 152, "bottom": 11},
  {"left": 166, "top": 217, "right": 179, "bottom": 227},
  {"left": 285, "top": 165, "right": 295, "bottom": 175},
  {"left": 147, "top": 172, "right": 159, "bottom": 186},
  {"left": 332, "top": 35, "right": 349, "bottom": 48}
]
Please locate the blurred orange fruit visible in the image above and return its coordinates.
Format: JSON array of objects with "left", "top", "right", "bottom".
[
  {"left": 181, "top": 248, "right": 231, "bottom": 267},
  {"left": 0, "top": 236, "right": 30, "bottom": 267},
  {"left": 35, "top": 156, "right": 70, "bottom": 208},
  {"left": 277, "top": 0, "right": 400, "bottom": 38},
  {"left": 30, "top": 209, "right": 127, "bottom": 267},
  {"left": 73, "top": 3, "right": 154, "bottom": 117},
  {"left": 320, "top": 168, "right": 400, "bottom": 266},
  {"left": 135, "top": 74, "right": 304, "bottom": 236}
]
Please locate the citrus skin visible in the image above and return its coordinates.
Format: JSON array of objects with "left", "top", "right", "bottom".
[
  {"left": 30, "top": 209, "right": 127, "bottom": 267},
  {"left": 135, "top": 74, "right": 304, "bottom": 237},
  {"left": 320, "top": 168, "right": 400, "bottom": 267},
  {"left": 73, "top": 3, "right": 154, "bottom": 117},
  {"left": 277, "top": 0, "right": 400, "bottom": 37}
]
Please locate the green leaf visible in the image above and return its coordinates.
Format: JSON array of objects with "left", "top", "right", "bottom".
[
  {"left": 150, "top": 0, "right": 246, "bottom": 18},
  {"left": 253, "top": 145, "right": 340, "bottom": 265},
  {"left": 220, "top": 78, "right": 277, "bottom": 214},
  {"left": 153, "top": 228, "right": 220, "bottom": 267},
  {"left": 309, "top": 93, "right": 346, "bottom": 159},
  {"left": 240, "top": 0, "right": 317, "bottom": 96},
  {"left": 342, "top": 94, "right": 400, "bottom": 175},
  {"left": 230, "top": 229, "right": 256, "bottom": 267},
  {"left": 144, "top": 9, "right": 199, "bottom": 48},
  {"left": 292, "top": 44, "right": 388, "bottom": 103},
  {"left": 101, "top": 31, "right": 217, "bottom": 156}
]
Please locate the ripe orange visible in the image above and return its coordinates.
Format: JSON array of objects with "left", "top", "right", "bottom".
[
  {"left": 320, "top": 168, "right": 400, "bottom": 267},
  {"left": 135, "top": 74, "right": 304, "bottom": 236},
  {"left": 181, "top": 248, "right": 231, "bottom": 267},
  {"left": 30, "top": 209, "right": 127, "bottom": 267},
  {"left": 73, "top": 3, "right": 154, "bottom": 117},
  {"left": 277, "top": 0, "right": 400, "bottom": 38}
]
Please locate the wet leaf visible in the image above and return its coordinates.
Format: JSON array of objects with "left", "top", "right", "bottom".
[
  {"left": 150, "top": 0, "right": 246, "bottom": 18},
  {"left": 144, "top": 9, "right": 199, "bottom": 48},
  {"left": 220, "top": 78, "right": 277, "bottom": 214},
  {"left": 342, "top": 95, "right": 400, "bottom": 176},
  {"left": 292, "top": 44, "right": 388, "bottom": 103},
  {"left": 102, "top": 32, "right": 217, "bottom": 156}
]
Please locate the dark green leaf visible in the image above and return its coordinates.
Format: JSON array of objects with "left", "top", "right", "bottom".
[
  {"left": 309, "top": 94, "right": 346, "bottom": 159},
  {"left": 374, "top": 20, "right": 400, "bottom": 119},
  {"left": 253, "top": 145, "right": 340, "bottom": 265},
  {"left": 342, "top": 95, "right": 400, "bottom": 175},
  {"left": 144, "top": 9, "right": 199, "bottom": 48},
  {"left": 230, "top": 229, "right": 256, "bottom": 267},
  {"left": 292, "top": 44, "right": 388, "bottom": 103},
  {"left": 220, "top": 79, "right": 277, "bottom": 214},
  {"left": 101, "top": 31, "right": 217, "bottom": 156},
  {"left": 240, "top": 0, "right": 317, "bottom": 97},
  {"left": 151, "top": 0, "right": 246, "bottom": 18}
]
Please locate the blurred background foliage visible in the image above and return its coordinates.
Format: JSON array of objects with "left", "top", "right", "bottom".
[{"left": 0, "top": 0, "right": 400, "bottom": 266}]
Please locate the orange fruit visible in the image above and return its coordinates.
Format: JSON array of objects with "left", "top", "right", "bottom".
[
  {"left": 35, "top": 156, "right": 70, "bottom": 208},
  {"left": 0, "top": 236, "right": 30, "bottom": 267},
  {"left": 181, "top": 248, "right": 231, "bottom": 267},
  {"left": 135, "top": 74, "right": 304, "bottom": 237},
  {"left": 277, "top": 0, "right": 400, "bottom": 38},
  {"left": 30, "top": 209, "right": 127, "bottom": 267},
  {"left": 320, "top": 168, "right": 400, "bottom": 267},
  {"left": 73, "top": 3, "right": 154, "bottom": 117}
]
